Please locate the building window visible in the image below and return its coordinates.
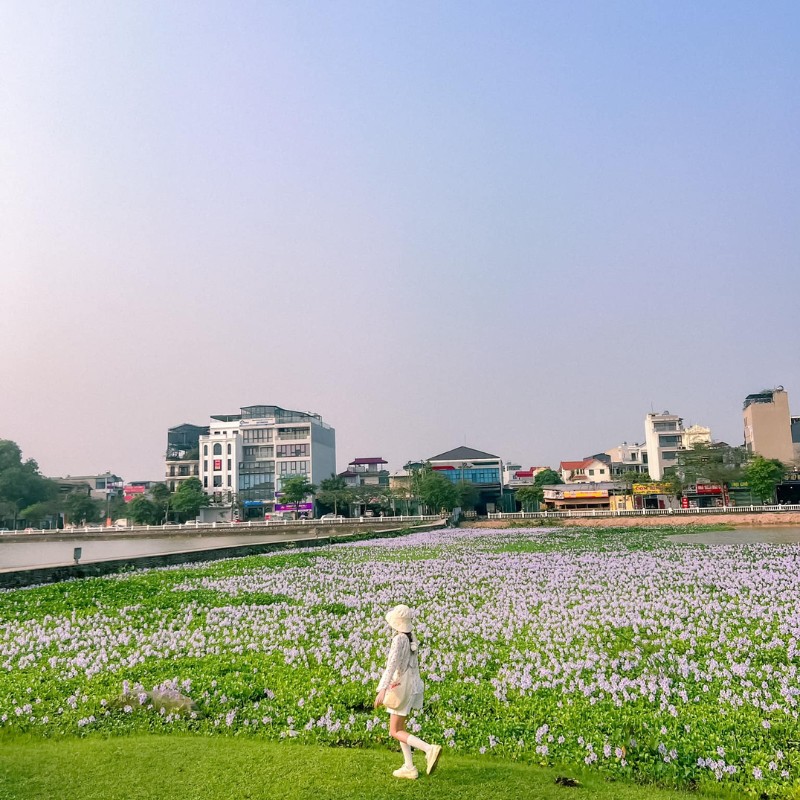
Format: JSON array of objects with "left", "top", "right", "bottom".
[
  {"left": 242, "top": 428, "right": 273, "bottom": 443},
  {"left": 203, "top": 477, "right": 208, "bottom": 488},
  {"left": 203, "top": 445, "right": 208, "bottom": 456},
  {"left": 588, "top": 469, "right": 594, "bottom": 476},
  {"left": 213, "top": 476, "right": 223, "bottom": 487},
  {"left": 227, "top": 475, "right": 232, "bottom": 487},
  {"left": 654, "top": 421, "right": 679, "bottom": 432},
  {"left": 213, "top": 443, "right": 222, "bottom": 456},
  {"left": 227, "top": 459, "right": 232, "bottom": 471},
  {"left": 277, "top": 443, "right": 310, "bottom": 458},
  {"left": 203, "top": 460, "right": 208, "bottom": 472},
  {"left": 659, "top": 435, "right": 682, "bottom": 447},
  {"left": 227, "top": 444, "right": 232, "bottom": 455},
  {"left": 278, "top": 460, "right": 310, "bottom": 475},
  {"left": 169, "top": 481, "right": 176, "bottom": 491},
  {"left": 662, "top": 451, "right": 678, "bottom": 461},
  {"left": 238, "top": 473, "right": 275, "bottom": 490},
  {"left": 276, "top": 427, "right": 310, "bottom": 441}
]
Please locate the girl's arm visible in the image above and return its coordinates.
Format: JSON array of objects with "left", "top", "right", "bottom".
[{"left": 377, "top": 635, "right": 405, "bottom": 691}]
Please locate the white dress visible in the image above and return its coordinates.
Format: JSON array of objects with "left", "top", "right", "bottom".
[{"left": 378, "top": 633, "right": 424, "bottom": 716}]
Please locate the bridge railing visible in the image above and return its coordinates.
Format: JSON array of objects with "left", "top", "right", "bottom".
[
  {"left": 488, "top": 505, "right": 800, "bottom": 520},
  {"left": 0, "top": 515, "right": 443, "bottom": 536}
]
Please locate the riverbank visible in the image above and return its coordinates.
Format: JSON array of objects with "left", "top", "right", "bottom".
[{"left": 472, "top": 511, "right": 800, "bottom": 528}]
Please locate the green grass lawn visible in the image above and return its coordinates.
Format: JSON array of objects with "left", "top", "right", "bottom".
[{"left": 0, "top": 735, "right": 733, "bottom": 800}]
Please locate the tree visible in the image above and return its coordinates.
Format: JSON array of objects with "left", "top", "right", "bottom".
[
  {"left": 127, "top": 496, "right": 164, "bottom": 525},
  {"left": 455, "top": 481, "right": 480, "bottom": 511},
  {"left": 616, "top": 470, "right": 654, "bottom": 498},
  {"left": 280, "top": 475, "right": 316, "bottom": 518},
  {"left": 515, "top": 484, "right": 543, "bottom": 511},
  {"left": 170, "top": 477, "right": 210, "bottom": 521},
  {"left": 417, "top": 471, "right": 459, "bottom": 513},
  {"left": 677, "top": 443, "right": 749, "bottom": 487},
  {"left": 20, "top": 497, "right": 62, "bottom": 528},
  {"left": 149, "top": 483, "right": 171, "bottom": 522},
  {"left": 316, "top": 475, "right": 354, "bottom": 516},
  {"left": 64, "top": 492, "right": 102, "bottom": 525},
  {"left": 746, "top": 456, "right": 786, "bottom": 503},
  {"left": 0, "top": 440, "right": 61, "bottom": 528},
  {"left": 533, "top": 468, "right": 562, "bottom": 488}
]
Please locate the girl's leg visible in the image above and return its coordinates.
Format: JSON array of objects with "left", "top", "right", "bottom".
[{"left": 389, "top": 715, "right": 415, "bottom": 770}]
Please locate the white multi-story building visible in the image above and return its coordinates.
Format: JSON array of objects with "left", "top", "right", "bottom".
[
  {"left": 199, "top": 405, "right": 336, "bottom": 519},
  {"left": 604, "top": 442, "right": 649, "bottom": 477},
  {"left": 644, "top": 412, "right": 684, "bottom": 480}
]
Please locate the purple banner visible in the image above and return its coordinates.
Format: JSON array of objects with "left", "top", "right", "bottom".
[{"left": 274, "top": 502, "right": 314, "bottom": 512}]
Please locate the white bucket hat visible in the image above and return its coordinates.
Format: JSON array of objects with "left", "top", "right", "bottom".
[{"left": 385, "top": 604, "right": 413, "bottom": 633}]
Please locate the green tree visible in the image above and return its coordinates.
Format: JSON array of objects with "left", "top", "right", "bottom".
[
  {"left": 64, "top": 492, "right": 102, "bottom": 525},
  {"left": 677, "top": 443, "right": 749, "bottom": 487},
  {"left": 455, "top": 481, "right": 480, "bottom": 510},
  {"left": 745, "top": 456, "right": 786, "bottom": 503},
  {"left": 149, "top": 483, "right": 171, "bottom": 522},
  {"left": 171, "top": 477, "right": 210, "bottom": 521},
  {"left": 19, "top": 496, "right": 62, "bottom": 528},
  {"left": 515, "top": 484, "right": 543, "bottom": 511},
  {"left": 315, "top": 475, "right": 354, "bottom": 516},
  {"left": 0, "top": 440, "right": 60, "bottom": 528},
  {"left": 533, "top": 468, "right": 562, "bottom": 488},
  {"left": 127, "top": 496, "right": 164, "bottom": 525},
  {"left": 616, "top": 470, "right": 654, "bottom": 498},
  {"left": 418, "top": 471, "right": 459, "bottom": 513},
  {"left": 280, "top": 475, "right": 317, "bottom": 518}
]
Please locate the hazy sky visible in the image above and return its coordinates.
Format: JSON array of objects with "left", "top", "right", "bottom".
[{"left": 1, "top": 1, "right": 798, "bottom": 481}]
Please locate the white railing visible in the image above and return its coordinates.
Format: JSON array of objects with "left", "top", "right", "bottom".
[
  {"left": 0, "top": 515, "right": 442, "bottom": 537},
  {"left": 488, "top": 505, "right": 800, "bottom": 520}
]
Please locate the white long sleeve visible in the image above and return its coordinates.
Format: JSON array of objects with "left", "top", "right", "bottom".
[{"left": 378, "top": 634, "right": 411, "bottom": 691}]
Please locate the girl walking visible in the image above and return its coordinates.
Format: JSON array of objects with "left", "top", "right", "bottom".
[{"left": 374, "top": 604, "right": 442, "bottom": 780}]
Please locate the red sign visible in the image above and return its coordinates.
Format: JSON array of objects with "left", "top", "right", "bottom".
[
  {"left": 696, "top": 484, "right": 722, "bottom": 495},
  {"left": 213, "top": 459, "right": 222, "bottom": 470},
  {"left": 123, "top": 485, "right": 146, "bottom": 503},
  {"left": 681, "top": 496, "right": 689, "bottom": 508}
]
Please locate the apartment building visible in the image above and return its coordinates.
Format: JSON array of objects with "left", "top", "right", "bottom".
[
  {"left": 743, "top": 388, "right": 794, "bottom": 463},
  {"left": 198, "top": 404, "right": 336, "bottom": 518},
  {"left": 165, "top": 423, "right": 208, "bottom": 492},
  {"left": 644, "top": 412, "right": 684, "bottom": 479}
]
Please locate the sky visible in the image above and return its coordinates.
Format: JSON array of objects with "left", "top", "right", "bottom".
[{"left": 1, "top": 1, "right": 798, "bottom": 481}]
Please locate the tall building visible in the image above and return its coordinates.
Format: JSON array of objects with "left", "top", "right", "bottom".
[
  {"left": 644, "top": 412, "right": 684, "bottom": 479},
  {"left": 165, "top": 423, "right": 208, "bottom": 492},
  {"left": 198, "top": 405, "right": 336, "bottom": 518},
  {"left": 743, "top": 388, "right": 794, "bottom": 463}
]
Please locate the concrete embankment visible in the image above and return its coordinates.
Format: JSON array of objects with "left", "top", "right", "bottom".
[
  {"left": 472, "top": 512, "right": 800, "bottom": 529},
  {"left": 0, "top": 520, "right": 446, "bottom": 589}
]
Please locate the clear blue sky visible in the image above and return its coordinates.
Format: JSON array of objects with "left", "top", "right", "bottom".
[{"left": 1, "top": 1, "right": 798, "bottom": 479}]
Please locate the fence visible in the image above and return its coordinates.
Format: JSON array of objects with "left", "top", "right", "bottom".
[
  {"left": 0, "top": 514, "right": 443, "bottom": 537},
  {"left": 488, "top": 505, "right": 800, "bottom": 520}
]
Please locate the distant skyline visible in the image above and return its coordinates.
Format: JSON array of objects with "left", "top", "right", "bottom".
[{"left": 1, "top": 2, "right": 798, "bottom": 481}]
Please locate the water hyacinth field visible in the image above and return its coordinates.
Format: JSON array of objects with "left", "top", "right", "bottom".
[{"left": 3, "top": 526, "right": 800, "bottom": 797}]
